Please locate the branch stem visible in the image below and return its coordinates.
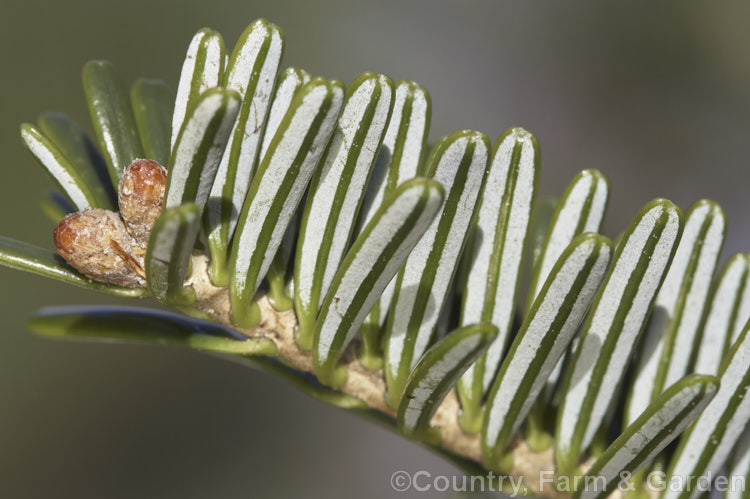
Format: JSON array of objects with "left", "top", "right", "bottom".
[{"left": 187, "top": 254, "right": 564, "bottom": 498}]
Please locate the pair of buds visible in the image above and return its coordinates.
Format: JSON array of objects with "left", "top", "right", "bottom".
[{"left": 54, "top": 159, "right": 167, "bottom": 288}]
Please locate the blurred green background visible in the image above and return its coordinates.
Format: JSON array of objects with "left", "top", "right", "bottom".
[{"left": 2, "top": 1, "right": 750, "bottom": 497}]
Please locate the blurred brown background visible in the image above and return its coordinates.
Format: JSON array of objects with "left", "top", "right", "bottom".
[{"left": 2, "top": 1, "right": 750, "bottom": 497}]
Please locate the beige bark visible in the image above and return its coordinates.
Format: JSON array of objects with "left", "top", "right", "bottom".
[{"left": 186, "top": 254, "right": 569, "bottom": 498}]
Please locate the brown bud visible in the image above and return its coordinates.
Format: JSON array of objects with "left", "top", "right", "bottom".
[
  {"left": 54, "top": 209, "right": 146, "bottom": 288},
  {"left": 118, "top": 159, "right": 166, "bottom": 245}
]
